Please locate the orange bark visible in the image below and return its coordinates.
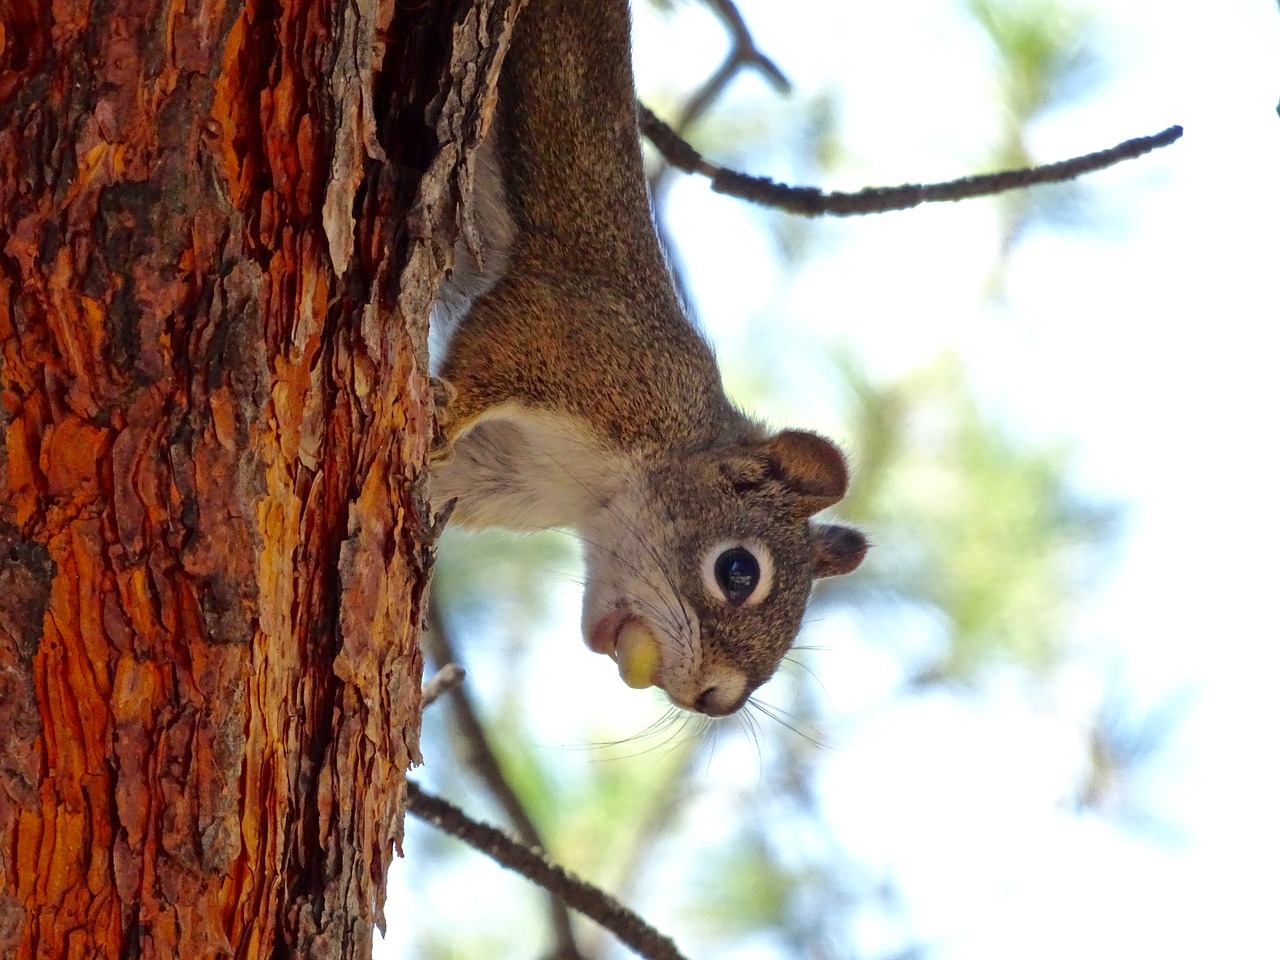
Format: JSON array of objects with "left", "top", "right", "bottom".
[{"left": 0, "top": 0, "right": 513, "bottom": 956}]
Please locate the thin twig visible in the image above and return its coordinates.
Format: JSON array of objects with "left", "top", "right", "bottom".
[
  {"left": 647, "top": 0, "right": 791, "bottom": 308},
  {"left": 639, "top": 105, "right": 1183, "bottom": 217},
  {"left": 705, "top": 0, "right": 790, "bottom": 91},
  {"left": 672, "top": 0, "right": 790, "bottom": 136},
  {"left": 422, "top": 663, "right": 466, "bottom": 708},
  {"left": 407, "top": 784, "right": 690, "bottom": 960},
  {"left": 423, "top": 603, "right": 583, "bottom": 960}
]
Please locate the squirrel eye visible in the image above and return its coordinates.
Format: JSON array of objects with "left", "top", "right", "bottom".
[
  {"left": 701, "top": 540, "right": 775, "bottom": 607},
  {"left": 714, "top": 547, "right": 760, "bottom": 607}
]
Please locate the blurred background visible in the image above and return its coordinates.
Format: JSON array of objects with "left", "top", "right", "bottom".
[{"left": 382, "top": 1, "right": 1280, "bottom": 957}]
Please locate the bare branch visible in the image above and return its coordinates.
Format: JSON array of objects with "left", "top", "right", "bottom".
[
  {"left": 423, "top": 604, "right": 582, "bottom": 960},
  {"left": 704, "top": 0, "right": 790, "bottom": 92},
  {"left": 422, "top": 663, "right": 466, "bottom": 708},
  {"left": 639, "top": 104, "right": 1183, "bottom": 217},
  {"left": 407, "top": 784, "right": 690, "bottom": 960},
  {"left": 646, "top": 1, "right": 790, "bottom": 309},
  {"left": 672, "top": 0, "right": 791, "bottom": 136}
]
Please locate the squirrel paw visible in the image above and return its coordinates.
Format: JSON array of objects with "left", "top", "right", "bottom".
[{"left": 429, "top": 376, "right": 458, "bottom": 465}]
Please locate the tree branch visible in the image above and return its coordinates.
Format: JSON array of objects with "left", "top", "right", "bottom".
[
  {"left": 705, "top": 0, "right": 790, "bottom": 91},
  {"left": 407, "top": 784, "right": 690, "bottom": 960},
  {"left": 671, "top": 0, "right": 791, "bottom": 136},
  {"left": 422, "top": 663, "right": 466, "bottom": 708},
  {"left": 639, "top": 104, "right": 1183, "bottom": 217},
  {"left": 645, "top": 0, "right": 792, "bottom": 309},
  {"left": 423, "top": 604, "right": 583, "bottom": 960}
]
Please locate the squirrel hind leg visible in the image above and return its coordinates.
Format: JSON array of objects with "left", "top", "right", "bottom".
[
  {"left": 428, "top": 375, "right": 459, "bottom": 465},
  {"left": 429, "top": 126, "right": 516, "bottom": 374}
]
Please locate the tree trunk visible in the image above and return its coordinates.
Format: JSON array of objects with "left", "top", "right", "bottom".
[{"left": 0, "top": 0, "right": 517, "bottom": 956}]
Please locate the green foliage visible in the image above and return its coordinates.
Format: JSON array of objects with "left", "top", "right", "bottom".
[
  {"left": 966, "top": 0, "right": 1098, "bottom": 127},
  {"left": 681, "top": 840, "right": 790, "bottom": 935},
  {"left": 966, "top": 0, "right": 1105, "bottom": 278},
  {"left": 828, "top": 352, "right": 1116, "bottom": 681},
  {"left": 1075, "top": 678, "right": 1197, "bottom": 832}
]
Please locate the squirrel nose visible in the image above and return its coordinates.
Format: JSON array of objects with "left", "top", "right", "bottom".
[
  {"left": 693, "top": 686, "right": 725, "bottom": 715},
  {"left": 692, "top": 673, "right": 749, "bottom": 717}
]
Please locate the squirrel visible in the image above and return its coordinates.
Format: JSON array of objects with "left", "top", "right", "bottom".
[{"left": 428, "top": 0, "right": 868, "bottom": 717}]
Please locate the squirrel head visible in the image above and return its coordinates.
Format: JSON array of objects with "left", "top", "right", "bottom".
[{"left": 580, "top": 429, "right": 867, "bottom": 716}]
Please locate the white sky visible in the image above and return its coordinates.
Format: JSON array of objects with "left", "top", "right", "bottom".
[{"left": 381, "top": 2, "right": 1280, "bottom": 957}]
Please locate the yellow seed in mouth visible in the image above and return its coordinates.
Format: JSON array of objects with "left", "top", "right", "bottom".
[{"left": 616, "top": 621, "right": 660, "bottom": 689}]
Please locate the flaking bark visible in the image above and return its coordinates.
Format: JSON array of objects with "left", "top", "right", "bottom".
[{"left": 0, "top": 0, "right": 514, "bottom": 956}]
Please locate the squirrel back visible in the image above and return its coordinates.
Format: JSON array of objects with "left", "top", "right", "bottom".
[{"left": 429, "top": 0, "right": 867, "bottom": 715}]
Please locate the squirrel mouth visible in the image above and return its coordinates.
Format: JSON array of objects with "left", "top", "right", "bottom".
[
  {"left": 586, "top": 610, "right": 661, "bottom": 689},
  {"left": 587, "top": 609, "right": 631, "bottom": 656}
]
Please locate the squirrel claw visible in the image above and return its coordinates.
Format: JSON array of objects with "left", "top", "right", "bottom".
[{"left": 429, "top": 376, "right": 458, "bottom": 465}]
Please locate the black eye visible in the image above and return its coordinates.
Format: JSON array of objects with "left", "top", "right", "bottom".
[{"left": 714, "top": 547, "right": 760, "bottom": 606}]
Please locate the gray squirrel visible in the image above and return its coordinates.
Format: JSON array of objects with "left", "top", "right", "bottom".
[{"left": 429, "top": 0, "right": 867, "bottom": 716}]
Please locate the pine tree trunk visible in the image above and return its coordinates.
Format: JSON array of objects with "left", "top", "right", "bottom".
[{"left": 0, "top": 0, "right": 517, "bottom": 956}]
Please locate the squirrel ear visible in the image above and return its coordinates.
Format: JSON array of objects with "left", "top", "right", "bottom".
[
  {"left": 812, "top": 524, "right": 868, "bottom": 579},
  {"left": 762, "top": 430, "right": 849, "bottom": 516}
]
